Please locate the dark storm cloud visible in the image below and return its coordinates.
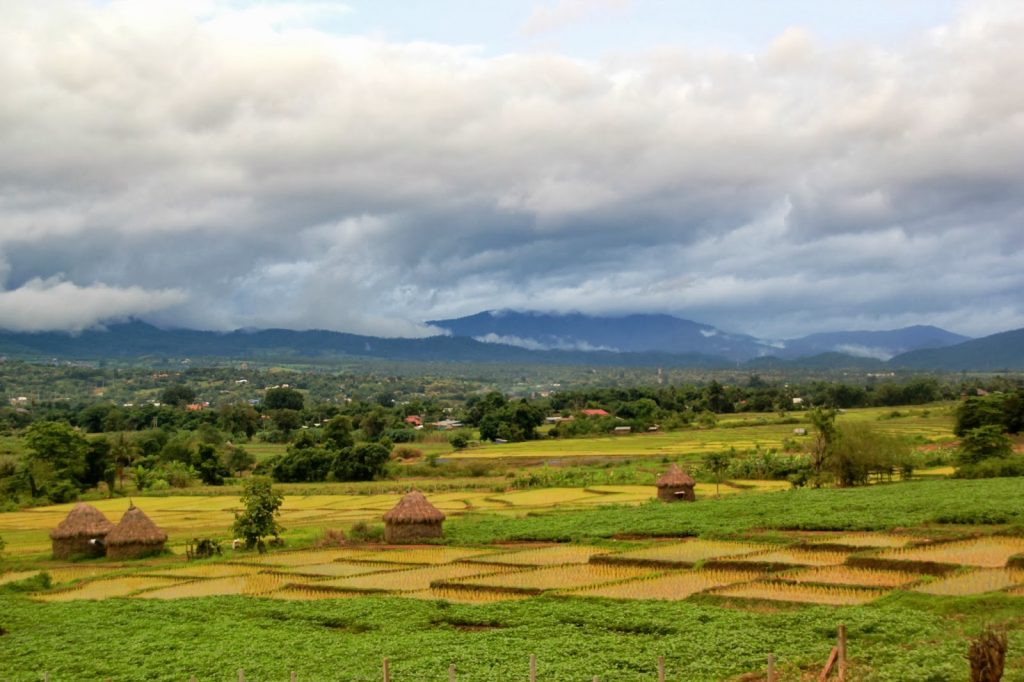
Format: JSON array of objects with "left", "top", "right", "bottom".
[{"left": 0, "top": 1, "right": 1022, "bottom": 337}]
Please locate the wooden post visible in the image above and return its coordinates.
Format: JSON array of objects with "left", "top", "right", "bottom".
[
  {"left": 657, "top": 656, "right": 665, "bottom": 682},
  {"left": 189, "top": 676, "right": 197, "bottom": 682},
  {"left": 837, "top": 623, "right": 847, "bottom": 682},
  {"left": 448, "top": 663, "right": 455, "bottom": 682},
  {"left": 238, "top": 669, "right": 245, "bottom": 682},
  {"left": 818, "top": 647, "right": 838, "bottom": 681},
  {"left": 43, "top": 675, "right": 49, "bottom": 682},
  {"left": 382, "top": 657, "right": 390, "bottom": 682},
  {"left": 290, "top": 672, "right": 297, "bottom": 682},
  {"left": 529, "top": 654, "right": 537, "bottom": 682},
  {"left": 767, "top": 653, "right": 776, "bottom": 682}
]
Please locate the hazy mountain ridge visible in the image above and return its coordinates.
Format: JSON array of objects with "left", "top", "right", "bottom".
[{"left": 0, "top": 315, "right": 1015, "bottom": 371}]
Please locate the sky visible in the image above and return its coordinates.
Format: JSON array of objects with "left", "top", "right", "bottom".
[{"left": 1, "top": 0, "right": 1022, "bottom": 340}]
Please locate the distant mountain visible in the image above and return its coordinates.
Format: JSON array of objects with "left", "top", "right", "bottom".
[
  {"left": 776, "top": 326, "right": 971, "bottom": 361},
  {"left": 0, "top": 320, "right": 731, "bottom": 368},
  {"left": 428, "top": 310, "right": 773, "bottom": 361},
  {"left": 891, "top": 328, "right": 1024, "bottom": 371}
]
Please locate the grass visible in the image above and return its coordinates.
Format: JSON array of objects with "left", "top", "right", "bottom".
[{"left": 0, "top": 591, "right": 1020, "bottom": 680}]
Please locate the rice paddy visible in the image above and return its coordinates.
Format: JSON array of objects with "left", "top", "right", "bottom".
[
  {"left": 465, "top": 544, "right": 610, "bottom": 566},
  {"left": 570, "top": 569, "right": 763, "bottom": 600},
  {"left": 136, "top": 573, "right": 287, "bottom": 599},
  {"left": 320, "top": 563, "right": 518, "bottom": 593},
  {"left": 604, "top": 539, "right": 773, "bottom": 566},
  {"left": 806, "top": 532, "right": 917, "bottom": 549},
  {"left": 447, "top": 563, "right": 657, "bottom": 593},
  {"left": 782, "top": 565, "right": 922, "bottom": 588},
  {"left": 876, "top": 536, "right": 1024, "bottom": 568},
  {"left": 912, "top": 568, "right": 1024, "bottom": 596},
  {"left": 730, "top": 548, "right": 850, "bottom": 567},
  {"left": 37, "top": 576, "right": 184, "bottom": 601},
  {"left": 712, "top": 580, "right": 889, "bottom": 606}
]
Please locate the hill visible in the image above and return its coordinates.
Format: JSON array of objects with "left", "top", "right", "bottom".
[{"left": 891, "top": 327, "right": 1024, "bottom": 370}]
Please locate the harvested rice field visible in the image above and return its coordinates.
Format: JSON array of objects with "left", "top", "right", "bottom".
[
  {"left": 37, "top": 576, "right": 184, "bottom": 601},
  {"left": 570, "top": 568, "right": 763, "bottom": 600},
  {"left": 782, "top": 565, "right": 922, "bottom": 588},
  {"left": 712, "top": 580, "right": 889, "bottom": 606},
  {"left": 447, "top": 563, "right": 657, "bottom": 593},
  {"left": 464, "top": 544, "right": 611, "bottom": 566},
  {"left": 912, "top": 568, "right": 1024, "bottom": 596},
  {"left": 319, "top": 563, "right": 519, "bottom": 593},
  {"left": 875, "top": 536, "right": 1024, "bottom": 568},
  {"left": 602, "top": 539, "right": 772, "bottom": 566}
]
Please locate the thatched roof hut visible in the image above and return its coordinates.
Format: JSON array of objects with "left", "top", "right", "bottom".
[
  {"left": 656, "top": 463, "right": 696, "bottom": 502},
  {"left": 105, "top": 504, "right": 168, "bottom": 559},
  {"left": 382, "top": 491, "right": 445, "bottom": 543},
  {"left": 50, "top": 503, "right": 114, "bottom": 559}
]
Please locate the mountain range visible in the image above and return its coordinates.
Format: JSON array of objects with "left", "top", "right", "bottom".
[{"left": 0, "top": 313, "right": 1019, "bottom": 371}]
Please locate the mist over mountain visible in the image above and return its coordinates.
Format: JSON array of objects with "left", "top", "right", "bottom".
[{"left": 772, "top": 326, "right": 970, "bottom": 361}]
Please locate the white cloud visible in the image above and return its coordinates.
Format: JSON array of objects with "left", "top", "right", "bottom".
[
  {"left": 0, "top": 1, "right": 1021, "bottom": 337},
  {"left": 0, "top": 278, "right": 187, "bottom": 332},
  {"left": 521, "top": 0, "right": 631, "bottom": 37}
]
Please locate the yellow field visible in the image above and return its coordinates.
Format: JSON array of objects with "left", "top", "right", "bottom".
[
  {"left": 712, "top": 580, "right": 889, "bottom": 606},
  {"left": 466, "top": 544, "right": 611, "bottom": 566},
  {"left": 606, "top": 539, "right": 773, "bottom": 566},
  {"left": 876, "top": 537, "right": 1024, "bottom": 568},
  {"left": 571, "top": 569, "right": 763, "bottom": 600},
  {"left": 782, "top": 566, "right": 921, "bottom": 588},
  {"left": 449, "top": 564, "right": 657, "bottom": 592},
  {"left": 320, "top": 563, "right": 518, "bottom": 592},
  {"left": 732, "top": 548, "right": 850, "bottom": 567},
  {"left": 912, "top": 568, "right": 1024, "bottom": 596}
]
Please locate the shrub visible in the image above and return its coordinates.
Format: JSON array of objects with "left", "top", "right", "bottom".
[
  {"left": 392, "top": 446, "right": 424, "bottom": 461},
  {"left": 347, "top": 520, "right": 384, "bottom": 544},
  {"left": 958, "top": 426, "right": 1014, "bottom": 465}
]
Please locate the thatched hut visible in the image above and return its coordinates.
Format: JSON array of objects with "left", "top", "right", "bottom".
[
  {"left": 382, "top": 491, "right": 445, "bottom": 543},
  {"left": 105, "top": 504, "right": 168, "bottom": 559},
  {"left": 50, "top": 503, "right": 114, "bottom": 559},
  {"left": 656, "top": 463, "right": 696, "bottom": 502}
]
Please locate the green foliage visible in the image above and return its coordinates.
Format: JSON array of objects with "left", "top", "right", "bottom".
[
  {"left": 272, "top": 446, "right": 334, "bottom": 483},
  {"left": 702, "top": 450, "right": 730, "bottom": 497},
  {"left": 323, "top": 415, "right": 355, "bottom": 450},
  {"left": 807, "top": 407, "right": 838, "bottom": 485},
  {"left": 955, "top": 391, "right": 1024, "bottom": 436},
  {"left": 479, "top": 400, "right": 544, "bottom": 442},
  {"left": 449, "top": 433, "right": 469, "bottom": 450},
  {"left": 0, "top": 571, "right": 50, "bottom": 594},
  {"left": 333, "top": 443, "right": 390, "bottom": 482},
  {"left": 232, "top": 476, "right": 284, "bottom": 550},
  {"left": 263, "top": 387, "right": 305, "bottom": 411},
  {"left": 829, "top": 422, "right": 913, "bottom": 487},
  {"left": 346, "top": 520, "right": 385, "bottom": 543},
  {"left": 23, "top": 421, "right": 90, "bottom": 500},
  {"left": 159, "top": 384, "right": 196, "bottom": 407},
  {"left": 958, "top": 426, "right": 1014, "bottom": 465}
]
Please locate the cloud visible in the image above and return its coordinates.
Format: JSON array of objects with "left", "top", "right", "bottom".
[
  {"left": 0, "top": 1, "right": 1022, "bottom": 338},
  {"left": 0, "top": 278, "right": 187, "bottom": 332},
  {"left": 473, "top": 333, "right": 617, "bottom": 352},
  {"left": 521, "top": 0, "right": 631, "bottom": 37}
]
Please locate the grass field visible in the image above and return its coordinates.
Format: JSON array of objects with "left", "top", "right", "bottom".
[{"left": 448, "top": 405, "right": 956, "bottom": 460}]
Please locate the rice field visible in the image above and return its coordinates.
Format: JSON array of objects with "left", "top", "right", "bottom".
[
  {"left": 277, "top": 561, "right": 404, "bottom": 578},
  {"left": 447, "top": 564, "right": 657, "bottom": 593},
  {"left": 319, "top": 563, "right": 518, "bottom": 593},
  {"left": 405, "top": 587, "right": 531, "bottom": 604},
  {"left": 604, "top": 539, "right": 773, "bottom": 566},
  {"left": 351, "top": 546, "right": 497, "bottom": 565},
  {"left": 465, "top": 544, "right": 611, "bottom": 566},
  {"left": 37, "top": 576, "right": 184, "bottom": 601},
  {"left": 570, "top": 569, "right": 763, "bottom": 600},
  {"left": 136, "top": 573, "right": 287, "bottom": 599},
  {"left": 806, "top": 532, "right": 918, "bottom": 549},
  {"left": 912, "top": 568, "right": 1024, "bottom": 596},
  {"left": 712, "top": 580, "right": 889, "bottom": 606},
  {"left": 145, "top": 563, "right": 264, "bottom": 579},
  {"left": 875, "top": 536, "right": 1024, "bottom": 568},
  {"left": 782, "top": 565, "right": 922, "bottom": 588},
  {"left": 730, "top": 548, "right": 850, "bottom": 567}
]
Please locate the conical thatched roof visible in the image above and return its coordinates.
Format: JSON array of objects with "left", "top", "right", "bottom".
[
  {"left": 105, "top": 504, "right": 168, "bottom": 546},
  {"left": 49, "top": 503, "right": 114, "bottom": 540},
  {"left": 656, "top": 463, "right": 695, "bottom": 488},
  {"left": 383, "top": 491, "right": 445, "bottom": 524}
]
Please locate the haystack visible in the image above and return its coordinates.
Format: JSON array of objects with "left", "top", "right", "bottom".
[
  {"left": 50, "top": 503, "right": 114, "bottom": 559},
  {"left": 382, "top": 491, "right": 445, "bottom": 543},
  {"left": 105, "top": 504, "right": 168, "bottom": 559},
  {"left": 656, "top": 463, "right": 696, "bottom": 502}
]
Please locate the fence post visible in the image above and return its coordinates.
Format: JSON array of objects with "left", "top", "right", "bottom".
[
  {"left": 238, "top": 669, "right": 245, "bottom": 682},
  {"left": 43, "top": 675, "right": 49, "bottom": 682},
  {"left": 189, "top": 676, "right": 196, "bottom": 682},
  {"left": 382, "top": 657, "right": 390, "bottom": 682},
  {"left": 767, "top": 654, "right": 776, "bottom": 682},
  {"left": 657, "top": 656, "right": 665, "bottom": 682},
  {"left": 448, "top": 664, "right": 455, "bottom": 682},
  {"left": 529, "top": 654, "right": 537, "bottom": 682},
  {"left": 290, "top": 673, "right": 296, "bottom": 682},
  {"left": 837, "top": 624, "right": 847, "bottom": 682}
]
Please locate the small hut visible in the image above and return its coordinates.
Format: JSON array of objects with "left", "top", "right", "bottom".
[
  {"left": 656, "top": 463, "right": 696, "bottom": 502},
  {"left": 382, "top": 491, "right": 445, "bottom": 543},
  {"left": 50, "top": 503, "right": 114, "bottom": 559},
  {"left": 105, "top": 504, "right": 168, "bottom": 559}
]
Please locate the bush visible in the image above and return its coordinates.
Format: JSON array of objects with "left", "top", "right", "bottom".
[
  {"left": 958, "top": 426, "right": 1014, "bottom": 465},
  {"left": 347, "top": 520, "right": 384, "bottom": 543},
  {"left": 392, "top": 446, "right": 423, "bottom": 461},
  {"left": 955, "top": 457, "right": 1024, "bottom": 479}
]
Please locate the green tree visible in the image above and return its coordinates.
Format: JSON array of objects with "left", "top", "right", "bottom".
[
  {"left": 263, "top": 387, "right": 304, "bottom": 411},
  {"left": 323, "top": 415, "right": 354, "bottom": 450},
  {"left": 807, "top": 407, "right": 837, "bottom": 486},
  {"left": 218, "top": 403, "right": 259, "bottom": 439},
  {"left": 23, "top": 421, "right": 89, "bottom": 498},
  {"left": 108, "top": 431, "right": 139, "bottom": 490},
  {"left": 958, "top": 425, "right": 1013, "bottom": 466},
  {"left": 829, "top": 422, "right": 911, "bottom": 487},
  {"left": 703, "top": 450, "right": 731, "bottom": 497},
  {"left": 232, "top": 476, "right": 284, "bottom": 551},
  {"left": 160, "top": 384, "right": 196, "bottom": 407},
  {"left": 332, "top": 443, "right": 390, "bottom": 481}
]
